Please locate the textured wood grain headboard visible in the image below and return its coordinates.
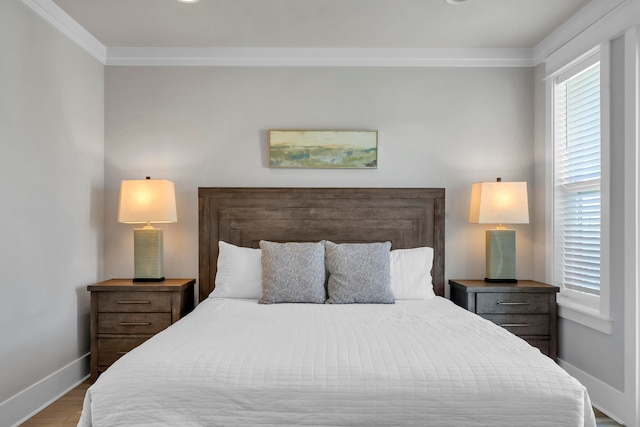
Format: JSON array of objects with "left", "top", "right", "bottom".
[{"left": 198, "top": 187, "right": 445, "bottom": 302}]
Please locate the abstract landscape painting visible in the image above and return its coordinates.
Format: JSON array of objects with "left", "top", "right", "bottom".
[{"left": 268, "top": 130, "right": 378, "bottom": 168}]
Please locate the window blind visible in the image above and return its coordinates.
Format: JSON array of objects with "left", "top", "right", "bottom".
[{"left": 554, "top": 62, "right": 601, "bottom": 295}]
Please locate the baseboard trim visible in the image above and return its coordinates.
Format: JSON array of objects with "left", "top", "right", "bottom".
[
  {"left": 558, "top": 358, "right": 626, "bottom": 425},
  {"left": 0, "top": 353, "right": 90, "bottom": 427}
]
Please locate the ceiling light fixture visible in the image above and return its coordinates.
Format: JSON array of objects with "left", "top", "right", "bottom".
[
  {"left": 176, "top": 0, "right": 200, "bottom": 3},
  {"left": 446, "top": 0, "right": 470, "bottom": 4}
]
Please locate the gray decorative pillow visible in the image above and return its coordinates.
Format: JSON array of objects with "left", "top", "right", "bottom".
[
  {"left": 325, "top": 241, "right": 394, "bottom": 304},
  {"left": 258, "top": 241, "right": 326, "bottom": 304}
]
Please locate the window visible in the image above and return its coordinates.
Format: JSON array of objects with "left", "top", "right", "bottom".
[
  {"left": 549, "top": 45, "right": 612, "bottom": 333},
  {"left": 554, "top": 60, "right": 601, "bottom": 295}
]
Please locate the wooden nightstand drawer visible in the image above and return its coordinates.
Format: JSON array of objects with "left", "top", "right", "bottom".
[
  {"left": 476, "top": 292, "right": 550, "bottom": 314},
  {"left": 97, "top": 337, "right": 151, "bottom": 366},
  {"left": 98, "top": 291, "right": 172, "bottom": 313},
  {"left": 481, "top": 313, "right": 550, "bottom": 336},
  {"left": 89, "top": 279, "right": 195, "bottom": 381},
  {"left": 98, "top": 312, "right": 172, "bottom": 334},
  {"left": 448, "top": 280, "right": 559, "bottom": 361}
]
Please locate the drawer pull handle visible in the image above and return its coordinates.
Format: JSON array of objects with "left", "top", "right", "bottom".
[
  {"left": 117, "top": 351, "right": 129, "bottom": 355},
  {"left": 117, "top": 300, "right": 151, "bottom": 304},
  {"left": 500, "top": 323, "right": 531, "bottom": 327},
  {"left": 497, "top": 302, "right": 529, "bottom": 306},
  {"left": 119, "top": 322, "right": 151, "bottom": 326}
]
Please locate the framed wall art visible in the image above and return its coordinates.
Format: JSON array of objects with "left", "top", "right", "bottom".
[{"left": 268, "top": 130, "right": 378, "bottom": 169}]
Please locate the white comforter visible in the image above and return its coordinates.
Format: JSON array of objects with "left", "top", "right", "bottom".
[{"left": 79, "top": 297, "right": 596, "bottom": 427}]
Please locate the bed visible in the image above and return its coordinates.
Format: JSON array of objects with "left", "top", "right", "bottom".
[{"left": 79, "top": 187, "right": 596, "bottom": 426}]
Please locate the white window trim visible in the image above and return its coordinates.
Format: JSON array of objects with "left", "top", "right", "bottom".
[
  {"left": 557, "top": 292, "right": 612, "bottom": 334},
  {"left": 546, "top": 43, "right": 613, "bottom": 335}
]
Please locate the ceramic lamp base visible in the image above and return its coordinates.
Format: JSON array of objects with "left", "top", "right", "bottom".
[
  {"left": 133, "top": 227, "right": 164, "bottom": 281},
  {"left": 485, "top": 229, "right": 517, "bottom": 282}
]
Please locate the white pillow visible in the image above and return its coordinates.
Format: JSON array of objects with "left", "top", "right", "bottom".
[
  {"left": 390, "top": 246, "right": 435, "bottom": 300},
  {"left": 210, "top": 241, "right": 262, "bottom": 299}
]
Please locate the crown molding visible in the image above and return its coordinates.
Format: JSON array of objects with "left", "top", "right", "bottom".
[
  {"left": 20, "top": 0, "right": 106, "bottom": 63},
  {"left": 105, "top": 47, "right": 534, "bottom": 67},
  {"left": 21, "top": 0, "right": 533, "bottom": 67},
  {"left": 532, "top": 0, "right": 630, "bottom": 65},
  {"left": 24, "top": 0, "right": 630, "bottom": 68},
  {"left": 535, "top": 0, "right": 640, "bottom": 76}
]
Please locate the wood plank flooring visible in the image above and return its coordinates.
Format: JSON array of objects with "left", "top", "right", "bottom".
[
  {"left": 19, "top": 380, "right": 624, "bottom": 426},
  {"left": 19, "top": 380, "right": 89, "bottom": 427}
]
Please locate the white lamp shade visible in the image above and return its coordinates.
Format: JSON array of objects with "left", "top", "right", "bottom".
[
  {"left": 469, "top": 181, "right": 529, "bottom": 225},
  {"left": 118, "top": 179, "right": 177, "bottom": 224}
]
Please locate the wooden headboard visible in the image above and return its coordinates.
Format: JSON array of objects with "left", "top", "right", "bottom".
[{"left": 198, "top": 187, "right": 445, "bottom": 301}]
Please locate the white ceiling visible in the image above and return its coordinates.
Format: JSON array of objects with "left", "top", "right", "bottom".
[{"left": 51, "top": 0, "right": 590, "bottom": 49}]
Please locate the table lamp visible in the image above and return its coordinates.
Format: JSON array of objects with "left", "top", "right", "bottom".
[
  {"left": 469, "top": 178, "right": 529, "bottom": 282},
  {"left": 118, "top": 177, "right": 177, "bottom": 282}
]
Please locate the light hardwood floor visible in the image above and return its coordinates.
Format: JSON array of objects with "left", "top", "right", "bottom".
[
  {"left": 20, "top": 380, "right": 624, "bottom": 426},
  {"left": 19, "top": 380, "right": 89, "bottom": 427}
]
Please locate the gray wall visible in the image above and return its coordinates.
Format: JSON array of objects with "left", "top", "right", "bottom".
[
  {"left": 103, "top": 66, "right": 535, "bottom": 294},
  {"left": 0, "top": 0, "right": 104, "bottom": 404}
]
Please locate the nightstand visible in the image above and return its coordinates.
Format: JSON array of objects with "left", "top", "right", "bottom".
[
  {"left": 449, "top": 279, "right": 559, "bottom": 361},
  {"left": 88, "top": 278, "right": 195, "bottom": 381}
]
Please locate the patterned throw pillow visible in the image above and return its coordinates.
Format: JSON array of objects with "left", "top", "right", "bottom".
[
  {"left": 258, "top": 241, "right": 326, "bottom": 304},
  {"left": 325, "top": 241, "right": 394, "bottom": 304}
]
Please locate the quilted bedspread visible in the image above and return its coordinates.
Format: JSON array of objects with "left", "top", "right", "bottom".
[{"left": 79, "top": 297, "right": 596, "bottom": 426}]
